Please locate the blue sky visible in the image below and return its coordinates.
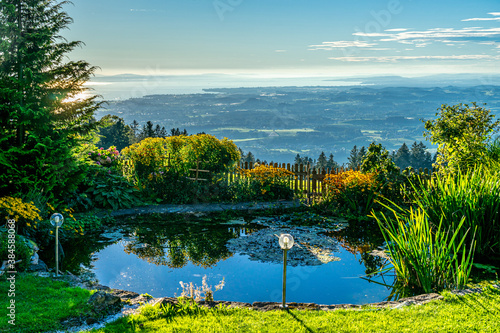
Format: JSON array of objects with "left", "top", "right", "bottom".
[{"left": 63, "top": 0, "right": 500, "bottom": 77}]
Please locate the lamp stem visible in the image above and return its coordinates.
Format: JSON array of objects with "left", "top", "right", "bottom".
[
  {"left": 282, "top": 248, "right": 287, "bottom": 308},
  {"left": 55, "top": 226, "right": 59, "bottom": 277}
]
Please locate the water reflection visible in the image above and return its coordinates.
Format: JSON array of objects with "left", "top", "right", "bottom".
[{"left": 43, "top": 213, "right": 398, "bottom": 304}]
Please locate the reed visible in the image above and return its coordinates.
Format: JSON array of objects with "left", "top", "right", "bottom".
[
  {"left": 373, "top": 206, "right": 475, "bottom": 294},
  {"left": 410, "top": 165, "right": 500, "bottom": 258}
]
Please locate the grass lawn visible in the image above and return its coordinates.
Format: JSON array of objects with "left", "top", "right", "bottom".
[
  {"left": 94, "top": 285, "right": 500, "bottom": 333},
  {"left": 0, "top": 273, "right": 93, "bottom": 333},
  {"left": 1, "top": 274, "right": 499, "bottom": 333}
]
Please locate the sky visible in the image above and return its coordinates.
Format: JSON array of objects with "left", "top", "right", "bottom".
[{"left": 63, "top": 0, "right": 500, "bottom": 77}]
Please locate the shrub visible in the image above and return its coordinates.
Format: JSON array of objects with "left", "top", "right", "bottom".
[
  {"left": 0, "top": 197, "right": 41, "bottom": 235},
  {"left": 231, "top": 165, "right": 294, "bottom": 201},
  {"left": 84, "top": 167, "right": 143, "bottom": 211},
  {"left": 88, "top": 146, "right": 121, "bottom": 168},
  {"left": 121, "top": 135, "right": 240, "bottom": 203},
  {"left": 323, "top": 170, "right": 380, "bottom": 215},
  {"left": 0, "top": 231, "right": 32, "bottom": 272}
]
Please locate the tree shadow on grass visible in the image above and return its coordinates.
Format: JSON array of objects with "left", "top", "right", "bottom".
[{"left": 285, "top": 309, "right": 315, "bottom": 333}]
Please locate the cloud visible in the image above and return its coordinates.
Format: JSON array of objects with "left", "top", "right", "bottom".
[
  {"left": 367, "top": 27, "right": 500, "bottom": 47},
  {"left": 308, "top": 41, "right": 377, "bottom": 50},
  {"left": 462, "top": 12, "right": 500, "bottom": 21},
  {"left": 385, "top": 28, "right": 408, "bottom": 32},
  {"left": 275, "top": 50, "right": 287, "bottom": 53},
  {"left": 328, "top": 55, "right": 497, "bottom": 62}
]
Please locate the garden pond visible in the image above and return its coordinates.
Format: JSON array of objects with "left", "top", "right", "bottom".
[{"left": 43, "top": 212, "right": 397, "bottom": 305}]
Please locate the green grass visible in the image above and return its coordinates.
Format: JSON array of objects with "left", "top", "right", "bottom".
[
  {"left": 93, "top": 286, "right": 500, "bottom": 333},
  {"left": 0, "top": 273, "right": 93, "bottom": 333}
]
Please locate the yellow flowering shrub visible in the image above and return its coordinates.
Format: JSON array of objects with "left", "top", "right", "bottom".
[
  {"left": 323, "top": 170, "right": 381, "bottom": 215},
  {"left": 232, "top": 165, "right": 294, "bottom": 200},
  {"left": 0, "top": 197, "right": 41, "bottom": 230},
  {"left": 241, "top": 165, "right": 294, "bottom": 184},
  {"left": 324, "top": 170, "right": 378, "bottom": 194}
]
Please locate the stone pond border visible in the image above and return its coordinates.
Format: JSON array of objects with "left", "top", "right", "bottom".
[{"left": 41, "top": 270, "right": 499, "bottom": 332}]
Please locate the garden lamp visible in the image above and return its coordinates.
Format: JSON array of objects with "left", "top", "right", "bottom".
[
  {"left": 50, "top": 213, "right": 64, "bottom": 277},
  {"left": 279, "top": 234, "right": 294, "bottom": 308}
]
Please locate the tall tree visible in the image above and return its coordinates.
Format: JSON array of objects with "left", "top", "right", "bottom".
[
  {"left": 0, "top": 0, "right": 101, "bottom": 197},
  {"left": 97, "top": 115, "right": 134, "bottom": 150},
  {"left": 394, "top": 142, "right": 411, "bottom": 170},
  {"left": 326, "top": 153, "right": 339, "bottom": 170},
  {"left": 347, "top": 145, "right": 365, "bottom": 169},
  {"left": 409, "top": 141, "right": 432, "bottom": 170},
  {"left": 316, "top": 151, "right": 327, "bottom": 170},
  {"left": 424, "top": 103, "right": 500, "bottom": 172}
]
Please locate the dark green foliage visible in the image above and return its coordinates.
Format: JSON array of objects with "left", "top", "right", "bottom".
[
  {"left": 410, "top": 141, "right": 433, "bottom": 170},
  {"left": 347, "top": 145, "right": 366, "bottom": 169},
  {"left": 0, "top": 0, "right": 101, "bottom": 198},
  {"left": 97, "top": 115, "right": 135, "bottom": 150},
  {"left": 361, "top": 142, "right": 406, "bottom": 204},
  {"left": 393, "top": 143, "right": 411, "bottom": 170},
  {"left": 316, "top": 151, "right": 328, "bottom": 170},
  {"left": 226, "top": 178, "right": 294, "bottom": 202},
  {"left": 0, "top": 232, "right": 32, "bottom": 271},
  {"left": 83, "top": 167, "right": 143, "bottom": 210}
]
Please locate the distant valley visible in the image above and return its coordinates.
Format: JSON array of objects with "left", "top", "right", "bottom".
[{"left": 94, "top": 75, "right": 500, "bottom": 163}]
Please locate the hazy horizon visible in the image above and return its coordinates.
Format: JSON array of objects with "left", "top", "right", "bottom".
[{"left": 63, "top": 0, "right": 499, "bottom": 77}]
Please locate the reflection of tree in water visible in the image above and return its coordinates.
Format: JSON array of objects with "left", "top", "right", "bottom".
[
  {"left": 325, "top": 218, "right": 386, "bottom": 275},
  {"left": 122, "top": 224, "right": 244, "bottom": 268},
  {"left": 40, "top": 234, "right": 114, "bottom": 274}
]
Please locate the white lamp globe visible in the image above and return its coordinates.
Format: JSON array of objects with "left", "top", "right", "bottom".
[{"left": 279, "top": 234, "right": 294, "bottom": 250}]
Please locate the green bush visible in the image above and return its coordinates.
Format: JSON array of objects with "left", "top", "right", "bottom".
[
  {"left": 84, "top": 167, "right": 143, "bottom": 210},
  {"left": 0, "top": 231, "right": 32, "bottom": 272}
]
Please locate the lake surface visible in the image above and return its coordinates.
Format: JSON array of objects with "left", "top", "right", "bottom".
[
  {"left": 59, "top": 213, "right": 395, "bottom": 305},
  {"left": 87, "top": 75, "right": 362, "bottom": 101}
]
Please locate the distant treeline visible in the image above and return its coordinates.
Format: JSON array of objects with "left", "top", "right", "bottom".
[
  {"left": 98, "top": 115, "right": 435, "bottom": 171},
  {"left": 97, "top": 115, "right": 195, "bottom": 150},
  {"left": 241, "top": 141, "right": 435, "bottom": 171}
]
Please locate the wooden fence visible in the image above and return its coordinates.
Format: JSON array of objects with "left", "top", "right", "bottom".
[{"left": 230, "top": 162, "right": 433, "bottom": 200}]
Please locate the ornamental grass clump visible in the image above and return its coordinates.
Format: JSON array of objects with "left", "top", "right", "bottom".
[
  {"left": 409, "top": 164, "right": 500, "bottom": 259},
  {"left": 372, "top": 206, "right": 475, "bottom": 294}
]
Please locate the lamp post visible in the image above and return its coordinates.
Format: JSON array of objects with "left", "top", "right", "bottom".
[
  {"left": 50, "top": 213, "right": 64, "bottom": 277},
  {"left": 278, "top": 234, "right": 294, "bottom": 308}
]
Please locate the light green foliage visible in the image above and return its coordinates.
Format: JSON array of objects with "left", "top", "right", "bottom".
[
  {"left": 372, "top": 206, "right": 475, "bottom": 294},
  {"left": 424, "top": 103, "right": 500, "bottom": 173}
]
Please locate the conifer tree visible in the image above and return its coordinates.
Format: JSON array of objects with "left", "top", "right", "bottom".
[
  {"left": 316, "top": 151, "right": 327, "bottom": 170},
  {"left": 0, "top": 0, "right": 101, "bottom": 196}
]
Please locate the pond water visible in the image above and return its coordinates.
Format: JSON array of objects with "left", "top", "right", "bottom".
[{"left": 52, "top": 213, "right": 395, "bottom": 305}]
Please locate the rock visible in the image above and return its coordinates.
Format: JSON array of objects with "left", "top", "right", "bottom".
[
  {"left": 27, "top": 259, "right": 48, "bottom": 272},
  {"left": 88, "top": 291, "right": 121, "bottom": 312}
]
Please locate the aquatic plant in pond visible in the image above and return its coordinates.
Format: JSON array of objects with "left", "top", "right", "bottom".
[{"left": 373, "top": 206, "right": 475, "bottom": 294}]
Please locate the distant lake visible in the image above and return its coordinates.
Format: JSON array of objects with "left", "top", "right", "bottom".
[{"left": 86, "top": 75, "right": 362, "bottom": 101}]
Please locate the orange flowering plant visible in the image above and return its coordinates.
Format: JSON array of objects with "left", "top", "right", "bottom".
[{"left": 323, "top": 170, "right": 381, "bottom": 215}]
